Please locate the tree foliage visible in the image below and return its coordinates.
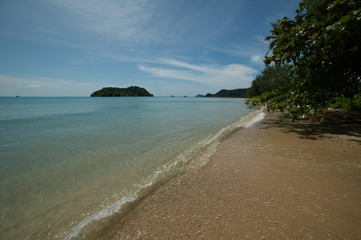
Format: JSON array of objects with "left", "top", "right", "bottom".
[
  {"left": 247, "top": 0, "right": 361, "bottom": 119},
  {"left": 205, "top": 88, "right": 249, "bottom": 98},
  {"left": 247, "top": 65, "right": 290, "bottom": 98},
  {"left": 91, "top": 86, "right": 153, "bottom": 97}
]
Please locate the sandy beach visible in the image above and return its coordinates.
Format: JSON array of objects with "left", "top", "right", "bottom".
[{"left": 95, "top": 111, "right": 361, "bottom": 240}]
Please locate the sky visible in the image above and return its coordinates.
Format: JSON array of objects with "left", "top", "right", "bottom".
[{"left": 0, "top": 0, "right": 300, "bottom": 97}]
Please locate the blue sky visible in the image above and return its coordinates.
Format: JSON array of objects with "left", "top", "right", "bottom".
[{"left": 0, "top": 0, "right": 300, "bottom": 96}]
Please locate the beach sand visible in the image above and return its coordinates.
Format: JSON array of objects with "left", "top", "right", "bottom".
[{"left": 95, "top": 111, "right": 361, "bottom": 240}]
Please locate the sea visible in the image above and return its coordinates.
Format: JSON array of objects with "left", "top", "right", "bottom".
[{"left": 0, "top": 97, "right": 264, "bottom": 239}]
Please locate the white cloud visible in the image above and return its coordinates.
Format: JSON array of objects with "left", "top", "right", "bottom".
[
  {"left": 139, "top": 59, "right": 257, "bottom": 89},
  {"left": 209, "top": 44, "right": 266, "bottom": 66},
  {"left": 48, "top": 0, "right": 246, "bottom": 46},
  {"left": 250, "top": 55, "right": 263, "bottom": 64},
  {"left": 0, "top": 74, "right": 103, "bottom": 96},
  {"left": 19, "top": 83, "right": 43, "bottom": 88},
  {"left": 50, "top": 0, "right": 155, "bottom": 42}
]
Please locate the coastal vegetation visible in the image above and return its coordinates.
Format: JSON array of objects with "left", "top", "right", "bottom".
[
  {"left": 246, "top": 0, "right": 361, "bottom": 119},
  {"left": 246, "top": 65, "right": 290, "bottom": 98},
  {"left": 91, "top": 86, "right": 153, "bottom": 97},
  {"left": 205, "top": 88, "right": 249, "bottom": 98}
]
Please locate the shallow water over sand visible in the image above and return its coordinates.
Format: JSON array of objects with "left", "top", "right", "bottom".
[
  {"left": 0, "top": 97, "right": 260, "bottom": 239},
  {"left": 110, "top": 112, "right": 361, "bottom": 240}
]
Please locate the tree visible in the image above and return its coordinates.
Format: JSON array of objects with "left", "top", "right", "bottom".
[
  {"left": 205, "top": 88, "right": 249, "bottom": 98},
  {"left": 247, "top": 65, "right": 290, "bottom": 98},
  {"left": 90, "top": 86, "right": 153, "bottom": 97},
  {"left": 247, "top": 0, "right": 361, "bottom": 119}
]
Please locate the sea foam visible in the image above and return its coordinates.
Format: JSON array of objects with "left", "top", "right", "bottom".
[{"left": 62, "top": 109, "right": 265, "bottom": 240}]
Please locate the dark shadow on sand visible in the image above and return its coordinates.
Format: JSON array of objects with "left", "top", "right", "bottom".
[{"left": 259, "top": 110, "right": 361, "bottom": 143}]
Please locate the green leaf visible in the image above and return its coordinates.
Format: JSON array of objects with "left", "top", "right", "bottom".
[
  {"left": 254, "top": 0, "right": 361, "bottom": 120},
  {"left": 339, "top": 15, "right": 350, "bottom": 23}
]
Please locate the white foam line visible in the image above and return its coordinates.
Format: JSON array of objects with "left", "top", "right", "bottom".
[
  {"left": 189, "top": 109, "right": 265, "bottom": 168},
  {"left": 62, "top": 110, "right": 265, "bottom": 240},
  {"left": 63, "top": 192, "right": 139, "bottom": 240},
  {"left": 243, "top": 110, "right": 265, "bottom": 128}
]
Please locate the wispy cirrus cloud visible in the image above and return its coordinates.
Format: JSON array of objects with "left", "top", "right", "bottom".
[
  {"left": 0, "top": 74, "right": 103, "bottom": 96},
  {"left": 50, "top": 0, "right": 156, "bottom": 42},
  {"left": 139, "top": 59, "right": 257, "bottom": 89},
  {"left": 100, "top": 51, "right": 154, "bottom": 64},
  {"left": 19, "top": 83, "right": 43, "bottom": 88},
  {"left": 48, "top": 0, "right": 247, "bottom": 46},
  {"left": 0, "top": 0, "right": 300, "bottom": 96},
  {"left": 209, "top": 41, "right": 267, "bottom": 67},
  {"left": 102, "top": 51, "right": 259, "bottom": 88}
]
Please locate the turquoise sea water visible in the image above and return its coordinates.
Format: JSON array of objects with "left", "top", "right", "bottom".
[{"left": 0, "top": 97, "right": 263, "bottom": 239}]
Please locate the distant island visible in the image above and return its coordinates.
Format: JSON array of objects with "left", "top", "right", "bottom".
[
  {"left": 204, "top": 88, "right": 249, "bottom": 98},
  {"left": 90, "top": 86, "right": 153, "bottom": 97}
]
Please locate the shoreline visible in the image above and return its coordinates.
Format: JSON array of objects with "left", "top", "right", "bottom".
[
  {"left": 95, "top": 111, "right": 361, "bottom": 239},
  {"left": 64, "top": 109, "right": 264, "bottom": 240}
]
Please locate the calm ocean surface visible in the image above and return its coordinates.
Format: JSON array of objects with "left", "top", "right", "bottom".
[{"left": 0, "top": 97, "right": 263, "bottom": 239}]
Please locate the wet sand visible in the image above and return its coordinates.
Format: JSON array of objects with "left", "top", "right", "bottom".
[{"left": 100, "top": 111, "right": 361, "bottom": 239}]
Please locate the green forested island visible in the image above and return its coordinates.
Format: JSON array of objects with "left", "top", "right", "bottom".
[
  {"left": 205, "top": 88, "right": 249, "bottom": 98},
  {"left": 91, "top": 86, "right": 153, "bottom": 97}
]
